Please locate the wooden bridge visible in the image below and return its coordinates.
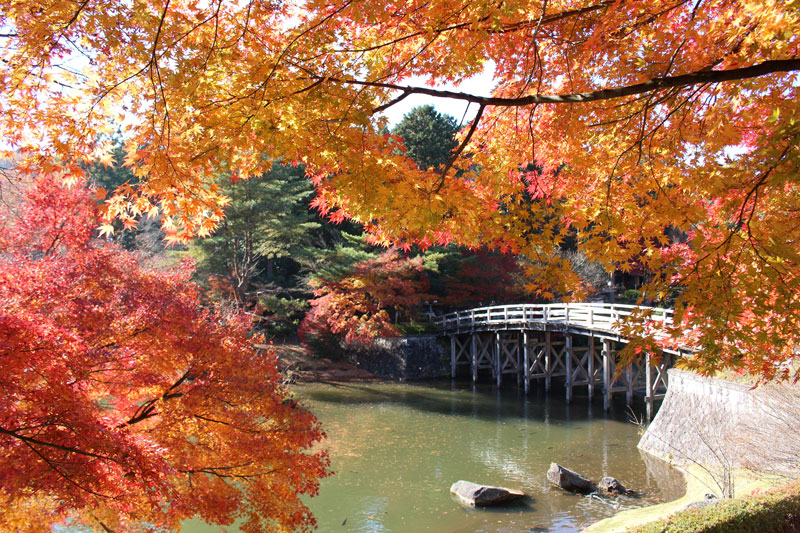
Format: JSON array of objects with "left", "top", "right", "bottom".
[{"left": 435, "top": 303, "right": 685, "bottom": 419}]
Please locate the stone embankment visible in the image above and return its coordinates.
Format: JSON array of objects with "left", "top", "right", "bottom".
[
  {"left": 638, "top": 369, "right": 799, "bottom": 475},
  {"left": 347, "top": 335, "right": 447, "bottom": 380},
  {"left": 587, "top": 369, "right": 800, "bottom": 531},
  {"left": 270, "top": 337, "right": 447, "bottom": 383}
]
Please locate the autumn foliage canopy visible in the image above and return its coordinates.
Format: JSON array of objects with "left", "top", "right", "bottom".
[
  {"left": 0, "top": 177, "right": 329, "bottom": 532},
  {"left": 1, "top": 2, "right": 799, "bottom": 374},
  {"left": 299, "top": 249, "right": 430, "bottom": 347}
]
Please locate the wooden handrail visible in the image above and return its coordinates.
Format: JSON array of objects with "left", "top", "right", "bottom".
[{"left": 435, "top": 303, "right": 677, "bottom": 342}]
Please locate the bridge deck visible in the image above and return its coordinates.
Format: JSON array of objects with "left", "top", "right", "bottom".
[
  {"left": 435, "top": 303, "right": 685, "bottom": 419},
  {"left": 435, "top": 303, "right": 685, "bottom": 353}
]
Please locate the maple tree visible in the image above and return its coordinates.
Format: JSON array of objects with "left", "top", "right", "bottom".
[
  {"left": 2, "top": 0, "right": 800, "bottom": 379},
  {"left": 432, "top": 249, "right": 525, "bottom": 308},
  {"left": 299, "top": 249, "right": 430, "bottom": 351},
  {"left": 0, "top": 176, "right": 329, "bottom": 532},
  {"left": 83, "top": 138, "right": 165, "bottom": 253}
]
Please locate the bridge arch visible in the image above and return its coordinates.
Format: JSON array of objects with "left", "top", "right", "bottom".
[{"left": 435, "top": 303, "right": 684, "bottom": 418}]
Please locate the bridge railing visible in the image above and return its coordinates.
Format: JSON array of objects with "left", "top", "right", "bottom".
[{"left": 435, "top": 303, "right": 674, "bottom": 336}]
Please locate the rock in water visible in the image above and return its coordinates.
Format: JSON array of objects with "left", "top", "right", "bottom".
[
  {"left": 450, "top": 480, "right": 525, "bottom": 506},
  {"left": 598, "top": 476, "right": 630, "bottom": 495},
  {"left": 546, "top": 463, "right": 597, "bottom": 494}
]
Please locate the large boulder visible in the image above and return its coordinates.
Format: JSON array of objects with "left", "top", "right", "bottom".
[
  {"left": 598, "top": 476, "right": 631, "bottom": 495},
  {"left": 450, "top": 480, "right": 526, "bottom": 506},
  {"left": 546, "top": 463, "right": 597, "bottom": 494}
]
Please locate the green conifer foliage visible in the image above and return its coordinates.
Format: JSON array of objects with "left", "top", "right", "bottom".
[
  {"left": 391, "top": 105, "right": 459, "bottom": 171},
  {"left": 192, "top": 163, "right": 319, "bottom": 305}
]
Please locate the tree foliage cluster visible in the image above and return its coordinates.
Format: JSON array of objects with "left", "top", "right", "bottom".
[
  {"left": 4, "top": 0, "right": 796, "bottom": 378},
  {"left": 0, "top": 176, "right": 329, "bottom": 531},
  {"left": 157, "top": 105, "right": 531, "bottom": 347},
  {"left": 299, "top": 248, "right": 431, "bottom": 348},
  {"left": 294, "top": 107, "right": 534, "bottom": 350},
  {"left": 2, "top": 1, "right": 800, "bottom": 528}
]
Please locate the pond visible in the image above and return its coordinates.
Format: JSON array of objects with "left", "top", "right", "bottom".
[{"left": 196, "top": 380, "right": 682, "bottom": 532}]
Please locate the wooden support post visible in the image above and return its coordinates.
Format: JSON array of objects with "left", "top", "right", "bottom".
[
  {"left": 565, "top": 334, "right": 573, "bottom": 404},
  {"left": 588, "top": 335, "right": 595, "bottom": 400},
  {"left": 626, "top": 363, "right": 633, "bottom": 405},
  {"left": 450, "top": 336, "right": 456, "bottom": 378},
  {"left": 523, "top": 330, "right": 530, "bottom": 394},
  {"left": 495, "top": 331, "right": 502, "bottom": 388},
  {"left": 516, "top": 332, "right": 522, "bottom": 387},
  {"left": 603, "top": 339, "right": 612, "bottom": 411},
  {"left": 545, "top": 331, "right": 552, "bottom": 392},
  {"left": 471, "top": 334, "right": 478, "bottom": 383},
  {"left": 645, "top": 352, "right": 654, "bottom": 421}
]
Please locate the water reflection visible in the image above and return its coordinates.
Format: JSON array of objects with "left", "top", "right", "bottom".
[{"left": 291, "top": 381, "right": 683, "bottom": 533}]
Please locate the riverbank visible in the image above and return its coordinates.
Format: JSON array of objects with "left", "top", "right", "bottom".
[
  {"left": 262, "top": 335, "right": 447, "bottom": 382},
  {"left": 258, "top": 342, "right": 381, "bottom": 383},
  {"left": 587, "top": 369, "right": 800, "bottom": 532},
  {"left": 585, "top": 466, "right": 781, "bottom": 532}
]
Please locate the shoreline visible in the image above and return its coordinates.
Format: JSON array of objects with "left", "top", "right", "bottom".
[
  {"left": 267, "top": 344, "right": 790, "bottom": 532},
  {"left": 258, "top": 342, "right": 383, "bottom": 383},
  {"left": 585, "top": 462, "right": 782, "bottom": 532}
]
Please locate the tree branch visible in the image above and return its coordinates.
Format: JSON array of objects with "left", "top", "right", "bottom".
[
  {"left": 21, "top": 439, "right": 115, "bottom": 499},
  {"left": 0, "top": 426, "right": 117, "bottom": 462},
  {"left": 122, "top": 367, "right": 192, "bottom": 427},
  {"left": 337, "top": 1, "right": 614, "bottom": 54},
  {"left": 335, "top": 59, "right": 800, "bottom": 108},
  {"left": 436, "top": 103, "right": 485, "bottom": 191}
]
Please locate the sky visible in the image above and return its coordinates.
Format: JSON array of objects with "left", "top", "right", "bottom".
[{"left": 381, "top": 62, "right": 497, "bottom": 128}]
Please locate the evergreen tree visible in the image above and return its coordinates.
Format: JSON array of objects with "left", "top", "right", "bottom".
[
  {"left": 391, "top": 105, "right": 459, "bottom": 170},
  {"left": 300, "top": 232, "right": 378, "bottom": 284},
  {"left": 191, "top": 163, "right": 319, "bottom": 306}
]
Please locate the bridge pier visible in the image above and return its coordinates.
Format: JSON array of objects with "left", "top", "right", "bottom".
[
  {"left": 495, "top": 332, "right": 501, "bottom": 388},
  {"left": 471, "top": 334, "right": 477, "bottom": 383},
  {"left": 545, "top": 332, "right": 552, "bottom": 391},
  {"left": 523, "top": 331, "right": 530, "bottom": 393},
  {"left": 603, "top": 339, "right": 612, "bottom": 411},
  {"left": 588, "top": 335, "right": 597, "bottom": 400},
  {"left": 565, "top": 334, "right": 573, "bottom": 404}
]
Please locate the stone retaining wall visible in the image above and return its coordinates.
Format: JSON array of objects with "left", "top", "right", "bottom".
[
  {"left": 347, "top": 335, "right": 447, "bottom": 380},
  {"left": 638, "top": 370, "right": 753, "bottom": 466},
  {"left": 638, "top": 369, "right": 799, "bottom": 477}
]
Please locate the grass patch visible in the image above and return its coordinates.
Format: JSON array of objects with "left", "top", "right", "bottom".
[{"left": 629, "top": 478, "right": 800, "bottom": 532}]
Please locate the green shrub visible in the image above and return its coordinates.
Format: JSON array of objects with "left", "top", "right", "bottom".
[
  {"left": 631, "top": 481, "right": 800, "bottom": 533},
  {"left": 258, "top": 295, "right": 308, "bottom": 339},
  {"left": 621, "top": 288, "right": 641, "bottom": 303},
  {"left": 397, "top": 321, "right": 438, "bottom": 335}
]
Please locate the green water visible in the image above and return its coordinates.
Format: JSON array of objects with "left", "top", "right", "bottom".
[
  {"left": 280, "top": 381, "right": 683, "bottom": 533},
  {"left": 58, "top": 380, "right": 682, "bottom": 533}
]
